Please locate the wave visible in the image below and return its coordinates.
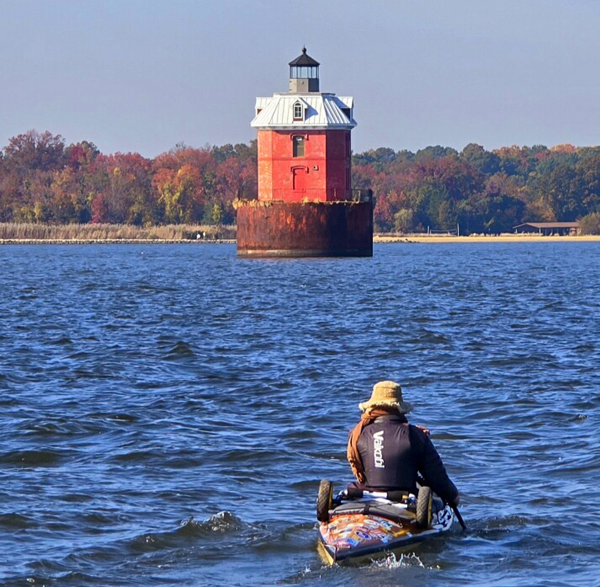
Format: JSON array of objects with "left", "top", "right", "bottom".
[
  {"left": 128, "top": 511, "right": 264, "bottom": 553},
  {"left": 162, "top": 341, "right": 196, "bottom": 360},
  {"left": 0, "top": 513, "right": 36, "bottom": 529},
  {"left": 0, "top": 449, "right": 71, "bottom": 467}
]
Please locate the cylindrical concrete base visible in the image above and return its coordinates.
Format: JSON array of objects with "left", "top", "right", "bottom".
[{"left": 236, "top": 200, "right": 373, "bottom": 257}]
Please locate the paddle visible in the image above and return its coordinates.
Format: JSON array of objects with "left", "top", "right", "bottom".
[{"left": 451, "top": 505, "right": 467, "bottom": 532}]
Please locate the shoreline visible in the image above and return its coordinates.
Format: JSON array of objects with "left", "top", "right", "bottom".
[
  {"left": 374, "top": 234, "right": 600, "bottom": 243},
  {"left": 1, "top": 235, "right": 599, "bottom": 245},
  {"left": 0, "top": 239, "right": 236, "bottom": 245}
]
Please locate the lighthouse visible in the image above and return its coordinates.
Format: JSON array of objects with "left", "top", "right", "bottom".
[{"left": 236, "top": 48, "right": 373, "bottom": 257}]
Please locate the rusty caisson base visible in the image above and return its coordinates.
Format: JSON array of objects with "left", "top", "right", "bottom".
[{"left": 235, "top": 200, "right": 373, "bottom": 257}]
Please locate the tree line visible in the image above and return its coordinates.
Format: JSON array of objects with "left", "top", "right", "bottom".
[
  {"left": 356, "top": 143, "right": 600, "bottom": 234},
  {"left": 0, "top": 130, "right": 257, "bottom": 227},
  {"left": 1, "top": 130, "right": 599, "bottom": 234}
]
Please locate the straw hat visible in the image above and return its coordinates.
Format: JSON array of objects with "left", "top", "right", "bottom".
[{"left": 359, "top": 381, "right": 413, "bottom": 414}]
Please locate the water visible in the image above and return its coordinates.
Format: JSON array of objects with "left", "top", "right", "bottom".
[{"left": 1, "top": 243, "right": 599, "bottom": 587}]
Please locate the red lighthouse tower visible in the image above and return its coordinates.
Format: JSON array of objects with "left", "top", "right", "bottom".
[{"left": 236, "top": 48, "right": 373, "bottom": 257}]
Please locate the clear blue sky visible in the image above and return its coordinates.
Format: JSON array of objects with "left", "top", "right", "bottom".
[{"left": 1, "top": 0, "right": 598, "bottom": 157}]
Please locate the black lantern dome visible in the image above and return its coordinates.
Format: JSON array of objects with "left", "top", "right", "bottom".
[{"left": 289, "top": 47, "right": 320, "bottom": 93}]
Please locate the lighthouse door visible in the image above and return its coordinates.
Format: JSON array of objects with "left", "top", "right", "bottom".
[{"left": 292, "top": 167, "right": 307, "bottom": 194}]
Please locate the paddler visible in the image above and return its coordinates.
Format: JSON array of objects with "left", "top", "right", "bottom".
[{"left": 347, "top": 380, "right": 460, "bottom": 507}]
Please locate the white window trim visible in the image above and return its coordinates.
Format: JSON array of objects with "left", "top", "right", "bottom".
[{"left": 293, "top": 102, "right": 304, "bottom": 121}]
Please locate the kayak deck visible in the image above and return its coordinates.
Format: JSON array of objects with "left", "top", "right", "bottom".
[{"left": 318, "top": 505, "right": 454, "bottom": 564}]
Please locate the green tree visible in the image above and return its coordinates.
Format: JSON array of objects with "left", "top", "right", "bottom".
[
  {"left": 408, "top": 180, "right": 455, "bottom": 230},
  {"left": 414, "top": 145, "right": 458, "bottom": 161},
  {"left": 393, "top": 208, "right": 414, "bottom": 233},
  {"left": 460, "top": 143, "right": 500, "bottom": 175},
  {"left": 212, "top": 202, "right": 224, "bottom": 225},
  {"left": 579, "top": 212, "right": 600, "bottom": 235},
  {"left": 458, "top": 193, "right": 525, "bottom": 234}
]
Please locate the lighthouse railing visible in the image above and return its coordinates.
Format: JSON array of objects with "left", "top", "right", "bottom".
[
  {"left": 331, "top": 188, "right": 373, "bottom": 202},
  {"left": 349, "top": 189, "right": 373, "bottom": 203}
]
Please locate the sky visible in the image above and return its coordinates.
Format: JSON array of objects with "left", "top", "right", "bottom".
[{"left": 1, "top": 0, "right": 599, "bottom": 157}]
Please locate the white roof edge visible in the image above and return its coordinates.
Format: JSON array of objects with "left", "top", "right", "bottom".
[
  {"left": 251, "top": 93, "right": 356, "bottom": 129},
  {"left": 251, "top": 125, "right": 357, "bottom": 130}
]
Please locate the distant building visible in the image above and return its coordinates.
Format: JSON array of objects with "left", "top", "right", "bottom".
[{"left": 513, "top": 222, "right": 580, "bottom": 236}]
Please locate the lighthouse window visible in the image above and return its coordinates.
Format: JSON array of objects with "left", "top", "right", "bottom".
[
  {"left": 293, "top": 136, "right": 305, "bottom": 157},
  {"left": 293, "top": 103, "right": 303, "bottom": 120}
]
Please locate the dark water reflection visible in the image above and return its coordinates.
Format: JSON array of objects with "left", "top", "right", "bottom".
[{"left": 0, "top": 243, "right": 599, "bottom": 586}]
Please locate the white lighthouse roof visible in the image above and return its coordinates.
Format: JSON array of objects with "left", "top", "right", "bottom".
[{"left": 251, "top": 93, "right": 356, "bottom": 130}]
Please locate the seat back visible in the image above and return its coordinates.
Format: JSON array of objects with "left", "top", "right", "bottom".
[{"left": 331, "top": 500, "right": 417, "bottom": 523}]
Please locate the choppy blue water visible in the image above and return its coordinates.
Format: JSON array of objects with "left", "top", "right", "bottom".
[{"left": 1, "top": 243, "right": 599, "bottom": 587}]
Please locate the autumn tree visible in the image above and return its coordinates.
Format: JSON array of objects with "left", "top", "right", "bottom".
[
  {"left": 0, "top": 131, "right": 66, "bottom": 221},
  {"left": 93, "top": 153, "right": 154, "bottom": 224},
  {"left": 153, "top": 164, "right": 204, "bottom": 224},
  {"left": 3, "top": 130, "right": 66, "bottom": 173}
]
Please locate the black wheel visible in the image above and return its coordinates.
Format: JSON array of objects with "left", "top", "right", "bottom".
[
  {"left": 416, "top": 485, "right": 432, "bottom": 528},
  {"left": 316, "top": 479, "right": 333, "bottom": 522}
]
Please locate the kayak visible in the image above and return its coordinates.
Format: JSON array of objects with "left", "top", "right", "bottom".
[{"left": 316, "top": 481, "right": 454, "bottom": 564}]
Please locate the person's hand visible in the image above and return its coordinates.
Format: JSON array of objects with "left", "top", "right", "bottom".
[{"left": 415, "top": 424, "right": 430, "bottom": 436}]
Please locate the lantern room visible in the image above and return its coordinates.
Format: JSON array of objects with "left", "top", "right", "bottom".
[{"left": 289, "top": 47, "right": 320, "bottom": 93}]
